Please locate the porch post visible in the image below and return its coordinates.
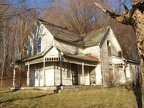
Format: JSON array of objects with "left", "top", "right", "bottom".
[
  {"left": 58, "top": 50, "right": 63, "bottom": 86},
  {"left": 82, "top": 62, "right": 85, "bottom": 85},
  {"left": 27, "top": 63, "right": 30, "bottom": 87},
  {"left": 43, "top": 57, "right": 46, "bottom": 86},
  {"left": 13, "top": 67, "right": 16, "bottom": 87}
]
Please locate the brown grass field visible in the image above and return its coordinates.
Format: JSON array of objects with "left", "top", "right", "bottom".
[{"left": 0, "top": 87, "right": 142, "bottom": 108}]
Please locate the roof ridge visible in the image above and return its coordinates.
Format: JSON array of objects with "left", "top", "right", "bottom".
[
  {"left": 85, "top": 26, "right": 110, "bottom": 35},
  {"left": 38, "top": 19, "right": 80, "bottom": 37}
]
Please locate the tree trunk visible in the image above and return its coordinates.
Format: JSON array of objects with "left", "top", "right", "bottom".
[
  {"left": 94, "top": 1, "right": 144, "bottom": 107},
  {"left": 131, "top": 9, "right": 144, "bottom": 107}
]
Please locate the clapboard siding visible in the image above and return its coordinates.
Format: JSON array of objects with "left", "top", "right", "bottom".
[
  {"left": 54, "top": 62, "right": 72, "bottom": 85},
  {"left": 18, "top": 20, "right": 140, "bottom": 88}
]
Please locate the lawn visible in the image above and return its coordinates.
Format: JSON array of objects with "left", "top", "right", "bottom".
[{"left": 0, "top": 87, "right": 141, "bottom": 108}]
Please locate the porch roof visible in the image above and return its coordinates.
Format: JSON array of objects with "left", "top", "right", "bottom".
[{"left": 64, "top": 53, "right": 99, "bottom": 62}]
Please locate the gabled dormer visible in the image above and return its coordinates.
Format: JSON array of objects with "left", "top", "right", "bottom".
[{"left": 24, "top": 20, "right": 55, "bottom": 57}]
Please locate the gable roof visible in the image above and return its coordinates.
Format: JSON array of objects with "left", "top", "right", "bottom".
[
  {"left": 38, "top": 19, "right": 110, "bottom": 48},
  {"left": 16, "top": 19, "right": 112, "bottom": 63},
  {"left": 39, "top": 19, "right": 83, "bottom": 46},
  {"left": 83, "top": 26, "right": 110, "bottom": 47}
]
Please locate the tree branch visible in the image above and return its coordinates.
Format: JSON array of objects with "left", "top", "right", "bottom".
[
  {"left": 0, "top": 8, "right": 36, "bottom": 18},
  {"left": 94, "top": 2, "right": 130, "bottom": 25},
  {"left": 122, "top": 2, "right": 129, "bottom": 14},
  {"left": 132, "top": 0, "right": 144, "bottom": 7}
]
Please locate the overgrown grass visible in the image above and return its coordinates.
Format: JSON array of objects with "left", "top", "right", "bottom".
[{"left": 0, "top": 87, "right": 140, "bottom": 108}]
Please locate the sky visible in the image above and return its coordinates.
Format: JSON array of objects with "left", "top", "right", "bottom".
[
  {"left": 12, "top": 0, "right": 133, "bottom": 13},
  {"left": 111, "top": 0, "right": 132, "bottom": 10},
  {"left": 13, "top": 0, "right": 53, "bottom": 10}
]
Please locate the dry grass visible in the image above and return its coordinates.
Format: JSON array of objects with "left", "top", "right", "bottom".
[{"left": 0, "top": 87, "right": 140, "bottom": 108}]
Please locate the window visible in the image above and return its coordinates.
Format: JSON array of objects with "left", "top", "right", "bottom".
[
  {"left": 118, "top": 51, "right": 122, "bottom": 58},
  {"left": 107, "top": 41, "right": 111, "bottom": 56},
  {"left": 28, "top": 46, "right": 32, "bottom": 56},
  {"left": 37, "top": 38, "right": 41, "bottom": 53},
  {"left": 67, "top": 63, "right": 71, "bottom": 78}
]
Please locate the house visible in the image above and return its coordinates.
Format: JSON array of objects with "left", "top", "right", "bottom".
[{"left": 13, "top": 19, "right": 140, "bottom": 87}]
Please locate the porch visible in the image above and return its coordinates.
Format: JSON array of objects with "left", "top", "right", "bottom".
[{"left": 12, "top": 54, "right": 99, "bottom": 87}]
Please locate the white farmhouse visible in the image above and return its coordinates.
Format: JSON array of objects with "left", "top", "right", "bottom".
[{"left": 13, "top": 19, "right": 140, "bottom": 88}]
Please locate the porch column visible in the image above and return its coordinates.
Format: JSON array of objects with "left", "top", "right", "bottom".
[
  {"left": 43, "top": 57, "right": 46, "bottom": 86},
  {"left": 82, "top": 62, "right": 85, "bottom": 85},
  {"left": 58, "top": 49, "right": 63, "bottom": 86},
  {"left": 13, "top": 67, "right": 16, "bottom": 87},
  {"left": 27, "top": 63, "right": 30, "bottom": 87}
]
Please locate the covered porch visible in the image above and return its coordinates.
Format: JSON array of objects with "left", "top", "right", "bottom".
[{"left": 12, "top": 53, "right": 99, "bottom": 87}]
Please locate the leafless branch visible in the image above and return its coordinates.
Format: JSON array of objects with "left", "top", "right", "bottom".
[
  {"left": 122, "top": 2, "right": 129, "bottom": 14},
  {"left": 94, "top": 2, "right": 130, "bottom": 24},
  {"left": 0, "top": 8, "right": 36, "bottom": 18}
]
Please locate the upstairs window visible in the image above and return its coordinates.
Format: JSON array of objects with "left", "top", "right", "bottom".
[
  {"left": 28, "top": 46, "right": 32, "bottom": 56},
  {"left": 107, "top": 41, "right": 111, "bottom": 56},
  {"left": 37, "top": 38, "right": 41, "bottom": 53},
  {"left": 67, "top": 63, "right": 71, "bottom": 78},
  {"left": 118, "top": 51, "right": 122, "bottom": 58},
  {"left": 28, "top": 38, "right": 33, "bottom": 56}
]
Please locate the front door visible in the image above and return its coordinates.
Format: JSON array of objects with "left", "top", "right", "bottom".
[
  {"left": 45, "top": 68, "right": 54, "bottom": 86},
  {"left": 35, "top": 68, "right": 44, "bottom": 87},
  {"left": 71, "top": 64, "right": 78, "bottom": 85},
  {"left": 35, "top": 65, "right": 44, "bottom": 87},
  {"left": 89, "top": 67, "right": 96, "bottom": 85}
]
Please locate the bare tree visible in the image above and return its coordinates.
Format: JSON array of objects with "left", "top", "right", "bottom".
[
  {"left": 42, "top": 0, "right": 111, "bottom": 35},
  {"left": 94, "top": 0, "right": 144, "bottom": 107},
  {"left": 0, "top": 0, "right": 39, "bottom": 87}
]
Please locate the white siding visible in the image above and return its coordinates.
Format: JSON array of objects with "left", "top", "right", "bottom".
[
  {"left": 54, "top": 62, "right": 72, "bottom": 85},
  {"left": 83, "top": 46, "right": 100, "bottom": 58},
  {"left": 40, "top": 24, "right": 54, "bottom": 52},
  {"left": 78, "top": 74, "right": 83, "bottom": 85},
  {"left": 27, "top": 22, "right": 54, "bottom": 57},
  {"left": 100, "top": 28, "right": 123, "bottom": 86},
  {"left": 84, "top": 66, "right": 90, "bottom": 85},
  {"left": 45, "top": 47, "right": 59, "bottom": 57},
  {"left": 126, "top": 63, "right": 140, "bottom": 83},
  {"left": 95, "top": 64, "right": 102, "bottom": 85},
  {"left": 45, "top": 66, "right": 54, "bottom": 86},
  {"left": 54, "top": 40, "right": 83, "bottom": 55},
  {"left": 107, "top": 28, "right": 122, "bottom": 56},
  {"left": 85, "top": 72, "right": 90, "bottom": 85}
]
